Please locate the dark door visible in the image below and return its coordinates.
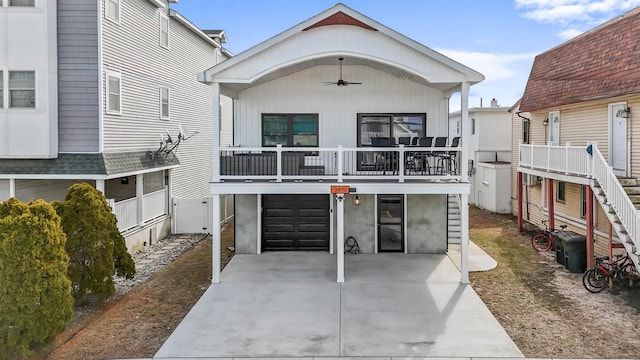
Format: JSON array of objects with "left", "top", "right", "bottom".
[
  {"left": 378, "top": 195, "right": 404, "bottom": 252},
  {"left": 262, "top": 194, "right": 330, "bottom": 251}
]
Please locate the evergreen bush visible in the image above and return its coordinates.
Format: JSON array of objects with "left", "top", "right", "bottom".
[
  {"left": 0, "top": 198, "right": 73, "bottom": 359},
  {"left": 58, "top": 183, "right": 135, "bottom": 302}
]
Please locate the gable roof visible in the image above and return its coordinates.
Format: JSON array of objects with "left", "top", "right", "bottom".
[
  {"left": 520, "top": 7, "right": 640, "bottom": 112},
  {"left": 200, "top": 3, "right": 483, "bottom": 95}
]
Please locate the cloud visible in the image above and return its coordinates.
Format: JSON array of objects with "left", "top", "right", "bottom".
[
  {"left": 515, "top": 0, "right": 640, "bottom": 24},
  {"left": 557, "top": 28, "right": 584, "bottom": 39},
  {"left": 436, "top": 49, "right": 535, "bottom": 81}
]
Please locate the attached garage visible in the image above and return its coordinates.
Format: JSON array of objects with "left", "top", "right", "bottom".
[{"left": 262, "top": 194, "right": 330, "bottom": 251}]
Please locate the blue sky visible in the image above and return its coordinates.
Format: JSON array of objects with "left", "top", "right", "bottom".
[{"left": 172, "top": 0, "right": 640, "bottom": 110}]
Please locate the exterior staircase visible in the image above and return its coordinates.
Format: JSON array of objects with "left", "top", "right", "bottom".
[
  {"left": 591, "top": 175, "right": 640, "bottom": 270},
  {"left": 448, "top": 194, "right": 461, "bottom": 244}
]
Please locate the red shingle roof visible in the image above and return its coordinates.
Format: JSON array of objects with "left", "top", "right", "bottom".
[{"left": 520, "top": 7, "right": 640, "bottom": 112}]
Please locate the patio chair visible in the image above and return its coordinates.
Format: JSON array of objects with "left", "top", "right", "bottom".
[
  {"left": 398, "top": 136, "right": 411, "bottom": 145},
  {"left": 433, "top": 136, "right": 449, "bottom": 175},
  {"left": 416, "top": 136, "right": 434, "bottom": 174}
]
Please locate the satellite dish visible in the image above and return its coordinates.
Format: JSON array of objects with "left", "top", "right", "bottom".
[
  {"left": 323, "top": 57, "right": 362, "bottom": 87},
  {"left": 178, "top": 124, "right": 187, "bottom": 140},
  {"left": 165, "top": 130, "right": 173, "bottom": 144}
]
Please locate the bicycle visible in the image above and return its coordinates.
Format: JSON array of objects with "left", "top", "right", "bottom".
[
  {"left": 582, "top": 253, "right": 640, "bottom": 293},
  {"left": 531, "top": 220, "right": 567, "bottom": 252}
]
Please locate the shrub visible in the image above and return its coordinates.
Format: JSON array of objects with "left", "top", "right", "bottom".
[
  {"left": 0, "top": 198, "right": 73, "bottom": 359},
  {"left": 58, "top": 183, "right": 135, "bottom": 302}
]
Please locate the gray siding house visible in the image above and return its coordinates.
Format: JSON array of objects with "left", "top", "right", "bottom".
[{"left": 0, "top": 0, "right": 232, "bottom": 252}]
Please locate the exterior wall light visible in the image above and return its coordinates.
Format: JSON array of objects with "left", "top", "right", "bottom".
[
  {"left": 353, "top": 195, "right": 360, "bottom": 206},
  {"left": 617, "top": 105, "right": 631, "bottom": 119},
  {"left": 543, "top": 117, "right": 549, "bottom": 126}
]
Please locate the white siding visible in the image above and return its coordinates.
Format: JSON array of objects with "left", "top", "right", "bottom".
[
  {"left": 234, "top": 65, "right": 448, "bottom": 147},
  {"left": 100, "top": 0, "right": 222, "bottom": 198}
]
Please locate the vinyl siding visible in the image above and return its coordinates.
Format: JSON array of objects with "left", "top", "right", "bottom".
[
  {"left": 57, "top": 0, "right": 100, "bottom": 153},
  {"left": 15, "top": 179, "right": 86, "bottom": 202},
  {"left": 101, "top": 0, "right": 222, "bottom": 198},
  {"left": 234, "top": 65, "right": 447, "bottom": 147},
  {"left": 0, "top": 180, "right": 9, "bottom": 200}
]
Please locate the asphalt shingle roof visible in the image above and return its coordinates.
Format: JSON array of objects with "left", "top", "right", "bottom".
[
  {"left": 0, "top": 151, "right": 179, "bottom": 177},
  {"left": 520, "top": 7, "right": 640, "bottom": 112}
]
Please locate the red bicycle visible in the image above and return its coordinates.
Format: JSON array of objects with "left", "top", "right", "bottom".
[{"left": 531, "top": 220, "right": 567, "bottom": 252}]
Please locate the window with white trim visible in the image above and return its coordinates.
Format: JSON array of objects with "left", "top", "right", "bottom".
[
  {"left": 105, "top": 0, "right": 120, "bottom": 23},
  {"left": 556, "top": 181, "right": 566, "bottom": 203},
  {"left": 580, "top": 185, "right": 587, "bottom": 218},
  {"left": 9, "top": 71, "right": 35, "bottom": 108},
  {"left": 160, "top": 87, "right": 169, "bottom": 119},
  {"left": 9, "top": 0, "right": 35, "bottom": 6},
  {"left": 0, "top": 71, "right": 3, "bottom": 108},
  {"left": 106, "top": 70, "right": 121, "bottom": 114},
  {"left": 160, "top": 14, "right": 169, "bottom": 48}
]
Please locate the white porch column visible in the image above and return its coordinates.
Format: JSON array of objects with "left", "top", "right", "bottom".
[
  {"left": 95, "top": 179, "right": 105, "bottom": 193},
  {"left": 211, "top": 82, "right": 221, "bottom": 183},
  {"left": 166, "top": 169, "right": 173, "bottom": 215},
  {"left": 9, "top": 178, "right": 15, "bottom": 198},
  {"left": 212, "top": 193, "right": 221, "bottom": 283},
  {"left": 336, "top": 194, "right": 345, "bottom": 283},
  {"left": 460, "top": 194, "right": 470, "bottom": 284},
  {"left": 460, "top": 82, "right": 470, "bottom": 183},
  {"left": 136, "top": 174, "right": 144, "bottom": 226}
]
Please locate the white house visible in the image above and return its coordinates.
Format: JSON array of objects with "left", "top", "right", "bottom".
[
  {"left": 199, "top": 4, "right": 484, "bottom": 283},
  {"left": 0, "top": 0, "right": 232, "bottom": 252},
  {"left": 449, "top": 99, "right": 512, "bottom": 213}
]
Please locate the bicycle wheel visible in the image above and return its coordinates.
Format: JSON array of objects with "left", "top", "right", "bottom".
[
  {"left": 531, "top": 233, "right": 552, "bottom": 252},
  {"left": 583, "top": 269, "right": 607, "bottom": 293},
  {"left": 617, "top": 264, "right": 640, "bottom": 288}
]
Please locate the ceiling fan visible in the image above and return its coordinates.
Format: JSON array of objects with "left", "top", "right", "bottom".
[{"left": 324, "top": 57, "right": 362, "bottom": 87}]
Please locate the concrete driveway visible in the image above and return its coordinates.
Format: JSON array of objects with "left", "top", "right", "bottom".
[{"left": 154, "top": 252, "right": 523, "bottom": 359}]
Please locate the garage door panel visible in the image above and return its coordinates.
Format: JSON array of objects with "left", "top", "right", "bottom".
[{"left": 262, "top": 194, "right": 329, "bottom": 251}]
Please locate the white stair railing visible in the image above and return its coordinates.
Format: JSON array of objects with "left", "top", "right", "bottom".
[{"left": 589, "top": 146, "right": 639, "bottom": 257}]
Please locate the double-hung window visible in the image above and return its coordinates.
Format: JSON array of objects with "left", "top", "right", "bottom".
[
  {"left": 105, "top": 0, "right": 120, "bottom": 23},
  {"left": 9, "top": 71, "right": 35, "bottom": 108},
  {"left": 160, "top": 14, "right": 169, "bottom": 48},
  {"left": 262, "top": 114, "right": 319, "bottom": 148},
  {"left": 556, "top": 181, "right": 566, "bottom": 203},
  {"left": 9, "top": 0, "right": 35, "bottom": 5},
  {"left": 106, "top": 70, "right": 121, "bottom": 114},
  {"left": 160, "top": 87, "right": 169, "bottom": 119},
  {"left": 580, "top": 185, "right": 587, "bottom": 218}
]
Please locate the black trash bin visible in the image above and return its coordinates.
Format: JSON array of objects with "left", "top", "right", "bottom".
[
  {"left": 554, "top": 235, "right": 565, "bottom": 265},
  {"left": 558, "top": 231, "right": 587, "bottom": 273}
]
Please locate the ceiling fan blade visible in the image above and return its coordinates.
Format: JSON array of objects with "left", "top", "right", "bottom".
[{"left": 348, "top": 82, "right": 362, "bottom": 85}]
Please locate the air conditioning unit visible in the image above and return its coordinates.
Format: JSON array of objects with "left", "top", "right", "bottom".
[{"left": 523, "top": 174, "right": 540, "bottom": 186}]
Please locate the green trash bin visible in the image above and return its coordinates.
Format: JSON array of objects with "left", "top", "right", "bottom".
[{"left": 559, "top": 231, "right": 587, "bottom": 273}]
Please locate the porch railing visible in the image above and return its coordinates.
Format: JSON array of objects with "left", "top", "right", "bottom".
[
  {"left": 110, "top": 187, "right": 168, "bottom": 232},
  {"left": 219, "top": 145, "right": 462, "bottom": 182},
  {"left": 519, "top": 143, "right": 590, "bottom": 176}
]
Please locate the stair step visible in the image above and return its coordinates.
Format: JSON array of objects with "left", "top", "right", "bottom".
[
  {"left": 618, "top": 177, "right": 638, "bottom": 186},
  {"left": 623, "top": 187, "right": 640, "bottom": 195}
]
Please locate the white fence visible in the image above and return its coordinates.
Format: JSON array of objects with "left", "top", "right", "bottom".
[
  {"left": 112, "top": 197, "right": 138, "bottom": 232},
  {"left": 519, "top": 143, "right": 590, "bottom": 176},
  {"left": 110, "top": 188, "right": 168, "bottom": 232}
]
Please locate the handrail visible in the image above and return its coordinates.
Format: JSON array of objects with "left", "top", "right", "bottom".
[{"left": 590, "top": 146, "right": 638, "bottom": 246}]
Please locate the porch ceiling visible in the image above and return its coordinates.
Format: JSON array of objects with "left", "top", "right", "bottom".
[{"left": 219, "top": 56, "right": 458, "bottom": 95}]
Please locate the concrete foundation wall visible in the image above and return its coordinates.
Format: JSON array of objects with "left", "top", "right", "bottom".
[
  {"left": 124, "top": 217, "right": 171, "bottom": 254},
  {"left": 235, "top": 194, "right": 258, "bottom": 254},
  {"left": 343, "top": 194, "right": 376, "bottom": 253},
  {"left": 407, "top": 194, "right": 447, "bottom": 253}
]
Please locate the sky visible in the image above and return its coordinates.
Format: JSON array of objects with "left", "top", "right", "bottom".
[{"left": 172, "top": 0, "right": 640, "bottom": 110}]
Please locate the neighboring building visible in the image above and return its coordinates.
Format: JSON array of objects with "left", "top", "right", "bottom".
[
  {"left": 0, "top": 0, "right": 232, "bottom": 252},
  {"left": 200, "top": 4, "right": 485, "bottom": 284},
  {"left": 450, "top": 99, "right": 511, "bottom": 213},
  {"left": 514, "top": 7, "right": 640, "bottom": 269}
]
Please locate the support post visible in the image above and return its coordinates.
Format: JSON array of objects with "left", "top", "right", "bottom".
[
  {"left": 460, "top": 82, "right": 469, "bottom": 183},
  {"left": 586, "top": 185, "right": 594, "bottom": 269},
  {"left": 9, "top": 178, "right": 15, "bottom": 198},
  {"left": 136, "top": 174, "right": 144, "bottom": 226},
  {"left": 460, "top": 193, "right": 470, "bottom": 284},
  {"left": 212, "top": 194, "right": 221, "bottom": 283},
  {"left": 211, "top": 82, "right": 221, "bottom": 183},
  {"left": 517, "top": 172, "right": 523, "bottom": 232},
  {"left": 546, "top": 178, "right": 554, "bottom": 230},
  {"left": 336, "top": 194, "right": 345, "bottom": 283},
  {"left": 95, "top": 179, "right": 105, "bottom": 193}
]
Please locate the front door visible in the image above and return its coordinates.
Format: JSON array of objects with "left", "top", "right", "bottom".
[
  {"left": 610, "top": 103, "right": 627, "bottom": 175},
  {"left": 549, "top": 111, "right": 560, "bottom": 146},
  {"left": 377, "top": 195, "right": 404, "bottom": 252}
]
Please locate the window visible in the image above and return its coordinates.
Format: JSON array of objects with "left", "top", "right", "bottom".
[
  {"left": 106, "top": 70, "right": 121, "bottom": 114},
  {"left": 357, "top": 113, "right": 426, "bottom": 146},
  {"left": 9, "top": 0, "right": 35, "bottom": 5},
  {"left": 105, "top": 0, "right": 120, "bottom": 23},
  {"left": 0, "top": 71, "right": 3, "bottom": 108},
  {"left": 522, "top": 119, "right": 530, "bottom": 144},
  {"left": 556, "top": 181, "right": 566, "bottom": 203},
  {"left": 9, "top": 71, "right": 35, "bottom": 108},
  {"left": 580, "top": 185, "right": 587, "bottom": 218},
  {"left": 160, "top": 14, "right": 169, "bottom": 48},
  {"left": 262, "top": 114, "right": 318, "bottom": 147},
  {"left": 160, "top": 87, "right": 169, "bottom": 119}
]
